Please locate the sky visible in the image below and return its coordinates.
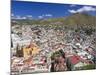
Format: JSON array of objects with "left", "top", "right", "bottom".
[{"left": 11, "top": 0, "right": 96, "bottom": 20}]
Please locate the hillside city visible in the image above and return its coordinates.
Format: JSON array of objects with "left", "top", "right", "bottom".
[{"left": 11, "top": 17, "right": 96, "bottom": 74}]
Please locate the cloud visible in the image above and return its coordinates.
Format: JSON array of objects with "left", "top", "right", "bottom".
[
  {"left": 11, "top": 13, "right": 14, "bottom": 17},
  {"left": 38, "top": 15, "right": 44, "bottom": 19},
  {"left": 11, "top": 14, "right": 33, "bottom": 20},
  {"left": 38, "top": 14, "right": 53, "bottom": 19},
  {"left": 77, "top": 6, "right": 96, "bottom": 12},
  {"left": 70, "top": 4, "right": 77, "bottom": 7},
  {"left": 27, "top": 15, "right": 33, "bottom": 18},
  {"left": 68, "top": 6, "right": 96, "bottom": 13},
  {"left": 26, "top": 15, "right": 33, "bottom": 19},
  {"left": 45, "top": 14, "right": 52, "bottom": 17},
  {"left": 11, "top": 15, "right": 27, "bottom": 20},
  {"left": 68, "top": 10, "right": 77, "bottom": 13},
  {"left": 16, "top": 16, "right": 27, "bottom": 20},
  {"left": 11, "top": 13, "right": 15, "bottom": 19},
  {"left": 21, "top": 16, "right": 27, "bottom": 19}
]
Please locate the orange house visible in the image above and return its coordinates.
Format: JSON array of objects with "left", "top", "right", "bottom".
[{"left": 23, "top": 42, "right": 40, "bottom": 58}]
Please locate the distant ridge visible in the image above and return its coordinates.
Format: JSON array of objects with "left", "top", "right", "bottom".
[
  {"left": 12, "top": 13, "right": 96, "bottom": 27},
  {"left": 65, "top": 13, "right": 96, "bottom": 26}
]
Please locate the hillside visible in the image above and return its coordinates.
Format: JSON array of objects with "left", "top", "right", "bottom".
[
  {"left": 64, "top": 13, "right": 96, "bottom": 26},
  {"left": 12, "top": 13, "right": 96, "bottom": 28}
]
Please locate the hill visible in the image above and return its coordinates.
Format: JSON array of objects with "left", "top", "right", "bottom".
[{"left": 11, "top": 13, "right": 96, "bottom": 28}]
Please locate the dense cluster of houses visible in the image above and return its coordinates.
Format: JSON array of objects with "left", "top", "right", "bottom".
[{"left": 11, "top": 24, "right": 96, "bottom": 74}]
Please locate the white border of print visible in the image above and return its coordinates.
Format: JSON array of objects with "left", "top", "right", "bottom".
[
  {"left": 0, "top": 0, "right": 98, "bottom": 75},
  {"left": 16, "top": 0, "right": 96, "bottom": 5}
]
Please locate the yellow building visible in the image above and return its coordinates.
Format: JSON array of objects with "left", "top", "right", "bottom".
[{"left": 23, "top": 42, "right": 40, "bottom": 58}]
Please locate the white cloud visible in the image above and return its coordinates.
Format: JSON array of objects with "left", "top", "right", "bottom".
[
  {"left": 77, "top": 6, "right": 96, "bottom": 12},
  {"left": 68, "top": 10, "right": 77, "bottom": 13},
  {"left": 38, "top": 15, "right": 43, "bottom": 19},
  {"left": 38, "top": 14, "right": 53, "bottom": 19},
  {"left": 16, "top": 16, "right": 21, "bottom": 19},
  {"left": 45, "top": 14, "right": 52, "bottom": 17},
  {"left": 16, "top": 16, "right": 27, "bottom": 20},
  {"left": 70, "top": 4, "right": 77, "bottom": 7},
  {"left": 21, "top": 17, "right": 27, "bottom": 19},
  {"left": 11, "top": 15, "right": 27, "bottom": 20},
  {"left": 27, "top": 15, "right": 33, "bottom": 18},
  {"left": 11, "top": 14, "right": 33, "bottom": 20},
  {"left": 12, "top": 13, "right": 53, "bottom": 19},
  {"left": 11, "top": 13, "right": 14, "bottom": 17},
  {"left": 26, "top": 15, "right": 33, "bottom": 19},
  {"left": 68, "top": 6, "right": 96, "bottom": 13}
]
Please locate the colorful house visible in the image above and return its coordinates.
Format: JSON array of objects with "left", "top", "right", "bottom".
[{"left": 23, "top": 42, "right": 41, "bottom": 58}]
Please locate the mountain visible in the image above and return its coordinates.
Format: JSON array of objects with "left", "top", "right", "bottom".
[
  {"left": 64, "top": 13, "right": 96, "bottom": 26},
  {"left": 12, "top": 13, "right": 96, "bottom": 27},
  {"left": 36, "top": 13, "right": 96, "bottom": 27}
]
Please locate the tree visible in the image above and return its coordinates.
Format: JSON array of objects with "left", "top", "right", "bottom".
[
  {"left": 82, "top": 64, "right": 96, "bottom": 70},
  {"left": 66, "top": 58, "right": 72, "bottom": 71},
  {"left": 16, "top": 44, "right": 23, "bottom": 57}
]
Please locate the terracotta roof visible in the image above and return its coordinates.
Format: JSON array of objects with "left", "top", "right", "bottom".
[
  {"left": 69, "top": 55, "right": 94, "bottom": 65},
  {"left": 69, "top": 55, "right": 81, "bottom": 65}
]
